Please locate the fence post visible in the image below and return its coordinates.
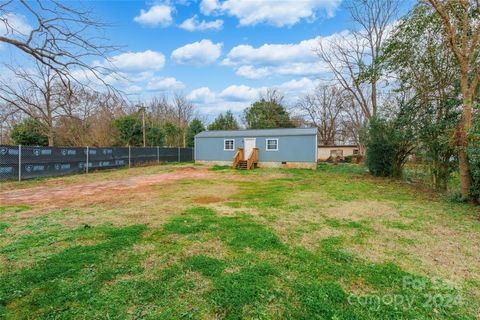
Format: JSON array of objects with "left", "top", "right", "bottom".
[
  {"left": 128, "top": 145, "right": 131, "bottom": 168},
  {"left": 18, "top": 144, "right": 21, "bottom": 181},
  {"left": 86, "top": 146, "right": 89, "bottom": 174},
  {"left": 178, "top": 147, "right": 180, "bottom": 162},
  {"left": 157, "top": 146, "right": 160, "bottom": 163}
]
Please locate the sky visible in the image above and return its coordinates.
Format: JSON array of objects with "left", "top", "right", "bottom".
[{"left": 1, "top": 0, "right": 414, "bottom": 121}]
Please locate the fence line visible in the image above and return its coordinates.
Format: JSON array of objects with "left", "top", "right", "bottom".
[
  {"left": 18, "top": 145, "right": 21, "bottom": 182},
  {"left": 0, "top": 145, "right": 194, "bottom": 181}
]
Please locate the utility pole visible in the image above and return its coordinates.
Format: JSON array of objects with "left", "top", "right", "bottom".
[
  {"left": 137, "top": 103, "right": 146, "bottom": 147},
  {"left": 142, "top": 106, "right": 146, "bottom": 147}
]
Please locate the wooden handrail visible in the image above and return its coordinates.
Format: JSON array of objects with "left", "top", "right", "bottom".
[
  {"left": 232, "top": 148, "right": 244, "bottom": 168},
  {"left": 247, "top": 148, "right": 258, "bottom": 169}
]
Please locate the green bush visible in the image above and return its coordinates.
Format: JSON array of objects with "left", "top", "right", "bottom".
[
  {"left": 344, "top": 155, "right": 353, "bottom": 163},
  {"left": 363, "top": 114, "right": 415, "bottom": 178},
  {"left": 114, "top": 115, "right": 165, "bottom": 147},
  {"left": 11, "top": 119, "right": 49, "bottom": 146},
  {"left": 468, "top": 110, "right": 480, "bottom": 202},
  {"left": 364, "top": 118, "right": 398, "bottom": 177},
  {"left": 186, "top": 118, "right": 205, "bottom": 147}
]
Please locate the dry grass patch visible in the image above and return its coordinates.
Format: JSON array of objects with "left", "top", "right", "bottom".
[
  {"left": 298, "top": 228, "right": 347, "bottom": 250},
  {"left": 324, "top": 200, "right": 400, "bottom": 221},
  {"left": 183, "top": 237, "right": 228, "bottom": 260},
  {"left": 194, "top": 196, "right": 223, "bottom": 204}
]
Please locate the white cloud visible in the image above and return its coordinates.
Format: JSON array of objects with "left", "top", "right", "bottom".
[
  {"left": 224, "top": 31, "right": 353, "bottom": 66},
  {"left": 146, "top": 77, "right": 185, "bottom": 91},
  {"left": 109, "top": 50, "right": 165, "bottom": 71},
  {"left": 276, "top": 77, "right": 318, "bottom": 93},
  {"left": 235, "top": 65, "right": 270, "bottom": 79},
  {"left": 219, "top": 84, "right": 261, "bottom": 101},
  {"left": 187, "top": 87, "right": 216, "bottom": 103},
  {"left": 179, "top": 15, "right": 223, "bottom": 31},
  {"left": 183, "top": 76, "right": 321, "bottom": 118},
  {"left": 171, "top": 39, "right": 223, "bottom": 65},
  {"left": 134, "top": 5, "right": 173, "bottom": 27},
  {"left": 200, "top": 0, "right": 220, "bottom": 15},
  {"left": 69, "top": 66, "right": 184, "bottom": 97},
  {"left": 223, "top": 31, "right": 352, "bottom": 78},
  {"left": 275, "top": 62, "right": 329, "bottom": 76},
  {"left": 201, "top": 101, "right": 247, "bottom": 114},
  {"left": 125, "top": 85, "right": 143, "bottom": 93},
  {"left": 187, "top": 77, "right": 320, "bottom": 114},
  {"left": 0, "top": 13, "right": 32, "bottom": 36},
  {"left": 223, "top": 37, "right": 321, "bottom": 66},
  {"left": 234, "top": 63, "right": 329, "bottom": 79},
  {"left": 200, "top": 0, "right": 341, "bottom": 27},
  {"left": 129, "top": 71, "right": 155, "bottom": 82},
  {"left": 69, "top": 69, "right": 124, "bottom": 87}
]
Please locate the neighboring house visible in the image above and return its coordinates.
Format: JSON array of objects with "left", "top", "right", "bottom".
[
  {"left": 195, "top": 128, "right": 317, "bottom": 169},
  {"left": 317, "top": 145, "right": 360, "bottom": 161}
]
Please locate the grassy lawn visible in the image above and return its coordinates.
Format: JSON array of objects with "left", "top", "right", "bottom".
[{"left": 0, "top": 163, "right": 479, "bottom": 319}]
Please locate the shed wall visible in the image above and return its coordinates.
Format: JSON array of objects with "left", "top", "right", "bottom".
[
  {"left": 317, "top": 146, "right": 359, "bottom": 161},
  {"left": 195, "top": 134, "right": 316, "bottom": 163}
]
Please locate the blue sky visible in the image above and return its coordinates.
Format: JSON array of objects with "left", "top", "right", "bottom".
[{"left": 1, "top": 0, "right": 414, "bottom": 120}]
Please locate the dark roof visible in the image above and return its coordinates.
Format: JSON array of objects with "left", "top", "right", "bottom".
[
  {"left": 196, "top": 128, "right": 317, "bottom": 138},
  {"left": 318, "top": 145, "right": 359, "bottom": 148}
]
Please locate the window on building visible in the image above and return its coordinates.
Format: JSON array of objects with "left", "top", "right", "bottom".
[
  {"left": 266, "top": 138, "right": 278, "bottom": 151},
  {"left": 353, "top": 149, "right": 359, "bottom": 155},
  {"left": 224, "top": 139, "right": 234, "bottom": 151}
]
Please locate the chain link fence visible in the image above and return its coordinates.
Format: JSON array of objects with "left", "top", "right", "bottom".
[{"left": 0, "top": 145, "right": 194, "bottom": 181}]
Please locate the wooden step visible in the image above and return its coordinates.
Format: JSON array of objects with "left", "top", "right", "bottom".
[{"left": 237, "top": 160, "right": 248, "bottom": 169}]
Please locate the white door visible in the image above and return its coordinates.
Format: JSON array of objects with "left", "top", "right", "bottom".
[{"left": 244, "top": 138, "right": 256, "bottom": 160}]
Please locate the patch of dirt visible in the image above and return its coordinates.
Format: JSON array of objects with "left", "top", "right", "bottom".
[
  {"left": 0, "top": 167, "right": 212, "bottom": 206},
  {"left": 194, "top": 196, "right": 223, "bottom": 204}
]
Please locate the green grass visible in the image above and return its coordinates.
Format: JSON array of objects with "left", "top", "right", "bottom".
[
  {"left": 164, "top": 207, "right": 284, "bottom": 251},
  {"left": 163, "top": 206, "right": 473, "bottom": 319},
  {"left": 0, "top": 224, "right": 146, "bottom": 318},
  {"left": 0, "top": 163, "right": 478, "bottom": 319},
  {"left": 0, "top": 205, "right": 31, "bottom": 215}
]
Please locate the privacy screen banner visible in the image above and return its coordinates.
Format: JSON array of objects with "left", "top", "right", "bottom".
[{"left": 0, "top": 145, "right": 194, "bottom": 181}]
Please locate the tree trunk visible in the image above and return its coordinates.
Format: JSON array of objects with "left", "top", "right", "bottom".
[
  {"left": 48, "top": 131, "right": 54, "bottom": 146},
  {"left": 458, "top": 148, "right": 471, "bottom": 198},
  {"left": 47, "top": 109, "right": 54, "bottom": 147},
  {"left": 457, "top": 94, "right": 473, "bottom": 199},
  {"left": 371, "top": 79, "right": 377, "bottom": 118}
]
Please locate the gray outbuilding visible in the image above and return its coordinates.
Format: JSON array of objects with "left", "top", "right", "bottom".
[{"left": 194, "top": 128, "right": 318, "bottom": 169}]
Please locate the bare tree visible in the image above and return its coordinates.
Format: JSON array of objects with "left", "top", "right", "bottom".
[
  {"left": 172, "top": 94, "right": 194, "bottom": 127},
  {"left": 0, "top": 62, "right": 66, "bottom": 146},
  {"left": 147, "top": 93, "right": 195, "bottom": 147},
  {"left": 0, "top": 103, "right": 17, "bottom": 144},
  {"left": 425, "top": 0, "right": 480, "bottom": 199},
  {"left": 0, "top": 0, "right": 119, "bottom": 90},
  {"left": 55, "top": 88, "right": 127, "bottom": 146},
  {"left": 341, "top": 97, "right": 366, "bottom": 146},
  {"left": 259, "top": 88, "right": 285, "bottom": 106},
  {"left": 317, "top": 0, "right": 399, "bottom": 119},
  {"left": 172, "top": 93, "right": 194, "bottom": 147},
  {"left": 88, "top": 96, "right": 127, "bottom": 146},
  {"left": 297, "top": 85, "right": 347, "bottom": 145},
  {"left": 149, "top": 96, "right": 174, "bottom": 126}
]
